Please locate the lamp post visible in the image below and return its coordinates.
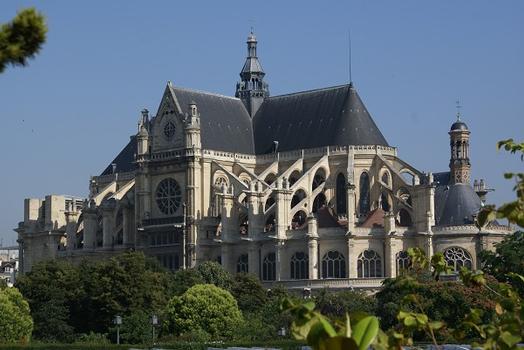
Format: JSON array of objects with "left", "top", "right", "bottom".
[
  {"left": 114, "top": 315, "right": 122, "bottom": 345},
  {"left": 151, "top": 314, "right": 158, "bottom": 344}
]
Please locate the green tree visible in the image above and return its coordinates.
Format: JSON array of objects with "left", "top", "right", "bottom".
[
  {"left": 314, "top": 289, "right": 377, "bottom": 321},
  {"left": 0, "top": 8, "right": 47, "bottom": 73},
  {"left": 231, "top": 272, "right": 268, "bottom": 313},
  {"left": 16, "top": 259, "right": 80, "bottom": 342},
  {"left": 0, "top": 287, "right": 33, "bottom": 343},
  {"left": 196, "top": 260, "right": 233, "bottom": 290},
  {"left": 171, "top": 268, "right": 204, "bottom": 296},
  {"left": 166, "top": 284, "right": 243, "bottom": 339}
]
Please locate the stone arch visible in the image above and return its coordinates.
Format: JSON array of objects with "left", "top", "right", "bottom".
[
  {"left": 312, "top": 168, "right": 327, "bottom": 191},
  {"left": 289, "top": 170, "right": 302, "bottom": 187},
  {"left": 358, "top": 171, "right": 371, "bottom": 216},
  {"left": 213, "top": 170, "right": 229, "bottom": 190},
  {"left": 399, "top": 169, "right": 417, "bottom": 186},
  {"left": 239, "top": 213, "right": 248, "bottom": 235},
  {"left": 321, "top": 250, "right": 346, "bottom": 278},
  {"left": 291, "top": 210, "right": 307, "bottom": 230},
  {"left": 397, "top": 187, "right": 412, "bottom": 206},
  {"left": 264, "top": 196, "right": 275, "bottom": 212},
  {"left": 264, "top": 173, "right": 277, "bottom": 186},
  {"left": 290, "top": 252, "right": 309, "bottom": 279},
  {"left": 291, "top": 189, "right": 307, "bottom": 209},
  {"left": 357, "top": 249, "right": 383, "bottom": 278},
  {"left": 312, "top": 193, "right": 326, "bottom": 213},
  {"left": 238, "top": 173, "right": 251, "bottom": 186},
  {"left": 336, "top": 173, "right": 347, "bottom": 215},
  {"left": 443, "top": 246, "right": 473, "bottom": 271},
  {"left": 381, "top": 168, "right": 391, "bottom": 187}
]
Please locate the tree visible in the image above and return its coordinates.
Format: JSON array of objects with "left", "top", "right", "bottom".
[
  {"left": 171, "top": 268, "right": 204, "bottom": 296},
  {"left": 314, "top": 289, "right": 377, "bottom": 321},
  {"left": 231, "top": 272, "right": 267, "bottom": 313},
  {"left": 0, "top": 8, "right": 47, "bottom": 73},
  {"left": 16, "top": 259, "right": 80, "bottom": 342},
  {"left": 0, "top": 287, "right": 33, "bottom": 343},
  {"left": 166, "top": 284, "right": 243, "bottom": 339},
  {"left": 197, "top": 261, "right": 233, "bottom": 290}
]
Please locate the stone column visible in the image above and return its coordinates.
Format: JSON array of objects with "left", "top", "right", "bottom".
[
  {"left": 248, "top": 242, "right": 259, "bottom": 277},
  {"left": 275, "top": 241, "right": 284, "bottom": 281},
  {"left": 219, "top": 186, "right": 236, "bottom": 273},
  {"left": 307, "top": 213, "right": 319, "bottom": 279},
  {"left": 346, "top": 183, "right": 357, "bottom": 233},
  {"left": 83, "top": 201, "right": 97, "bottom": 250},
  {"left": 65, "top": 211, "right": 79, "bottom": 251},
  {"left": 347, "top": 234, "right": 357, "bottom": 278},
  {"left": 101, "top": 199, "right": 116, "bottom": 248}
]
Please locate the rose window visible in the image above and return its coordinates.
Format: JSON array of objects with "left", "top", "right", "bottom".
[{"left": 156, "top": 178, "right": 182, "bottom": 215}]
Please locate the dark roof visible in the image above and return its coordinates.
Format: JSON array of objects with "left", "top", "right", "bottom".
[
  {"left": 252, "top": 84, "right": 389, "bottom": 154},
  {"left": 101, "top": 136, "right": 137, "bottom": 176},
  {"left": 434, "top": 174, "right": 482, "bottom": 226},
  {"left": 360, "top": 208, "right": 385, "bottom": 228},
  {"left": 170, "top": 86, "right": 255, "bottom": 154},
  {"left": 450, "top": 120, "right": 469, "bottom": 131}
]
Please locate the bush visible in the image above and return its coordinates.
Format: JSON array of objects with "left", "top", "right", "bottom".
[
  {"left": 196, "top": 261, "right": 233, "bottom": 291},
  {"left": 230, "top": 273, "right": 267, "bottom": 313},
  {"left": 166, "top": 284, "right": 243, "bottom": 339},
  {"left": 0, "top": 287, "right": 33, "bottom": 343},
  {"left": 314, "top": 288, "right": 377, "bottom": 320}
]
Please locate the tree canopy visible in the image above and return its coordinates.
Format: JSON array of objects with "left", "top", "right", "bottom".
[
  {"left": 0, "top": 287, "right": 33, "bottom": 343},
  {"left": 0, "top": 8, "right": 47, "bottom": 73}
]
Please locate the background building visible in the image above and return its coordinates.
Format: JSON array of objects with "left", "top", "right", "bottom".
[{"left": 16, "top": 33, "right": 511, "bottom": 289}]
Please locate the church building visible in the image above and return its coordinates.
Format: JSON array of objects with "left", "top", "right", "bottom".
[{"left": 16, "top": 32, "right": 511, "bottom": 289}]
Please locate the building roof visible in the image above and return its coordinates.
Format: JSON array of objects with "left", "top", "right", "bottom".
[
  {"left": 433, "top": 172, "right": 482, "bottom": 226},
  {"left": 170, "top": 86, "right": 255, "bottom": 154},
  {"left": 101, "top": 136, "right": 137, "bottom": 176},
  {"left": 253, "top": 84, "right": 389, "bottom": 154},
  {"left": 450, "top": 120, "right": 469, "bottom": 131}
]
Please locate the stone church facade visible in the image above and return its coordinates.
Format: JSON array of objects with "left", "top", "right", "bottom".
[{"left": 16, "top": 33, "right": 511, "bottom": 289}]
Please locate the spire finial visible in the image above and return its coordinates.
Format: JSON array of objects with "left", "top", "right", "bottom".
[
  {"left": 348, "top": 29, "right": 353, "bottom": 84},
  {"left": 455, "top": 100, "right": 462, "bottom": 121}
]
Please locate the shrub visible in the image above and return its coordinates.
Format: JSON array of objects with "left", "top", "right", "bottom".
[{"left": 0, "top": 287, "right": 33, "bottom": 343}]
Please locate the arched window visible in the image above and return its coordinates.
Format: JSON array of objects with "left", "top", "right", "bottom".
[
  {"left": 357, "top": 250, "right": 383, "bottom": 278},
  {"left": 291, "top": 211, "right": 307, "bottom": 229},
  {"left": 443, "top": 247, "right": 472, "bottom": 271},
  {"left": 381, "top": 171, "right": 390, "bottom": 186},
  {"left": 237, "top": 254, "right": 248, "bottom": 273},
  {"left": 359, "top": 172, "right": 370, "bottom": 216},
  {"left": 312, "top": 168, "right": 326, "bottom": 191},
  {"left": 321, "top": 251, "right": 346, "bottom": 278},
  {"left": 396, "top": 251, "right": 411, "bottom": 275},
  {"left": 312, "top": 193, "right": 326, "bottom": 213},
  {"left": 398, "top": 209, "right": 412, "bottom": 227},
  {"left": 262, "top": 252, "right": 276, "bottom": 281},
  {"left": 336, "top": 173, "right": 347, "bottom": 215},
  {"left": 290, "top": 252, "right": 309, "bottom": 279}
]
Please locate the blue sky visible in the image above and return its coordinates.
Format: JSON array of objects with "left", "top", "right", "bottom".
[{"left": 1, "top": 1, "right": 523, "bottom": 245}]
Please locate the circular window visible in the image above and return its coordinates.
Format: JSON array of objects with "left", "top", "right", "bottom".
[
  {"left": 156, "top": 178, "right": 182, "bottom": 215},
  {"left": 163, "top": 121, "right": 176, "bottom": 140}
]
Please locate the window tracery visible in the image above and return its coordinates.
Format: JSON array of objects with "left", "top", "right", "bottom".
[
  {"left": 156, "top": 178, "right": 182, "bottom": 215},
  {"left": 237, "top": 254, "right": 248, "bottom": 273},
  {"left": 290, "top": 252, "right": 309, "bottom": 279},
  {"left": 443, "top": 247, "right": 472, "bottom": 271},
  {"left": 357, "top": 249, "right": 382, "bottom": 278},
  {"left": 321, "top": 250, "right": 346, "bottom": 278},
  {"left": 262, "top": 252, "right": 276, "bottom": 280},
  {"left": 396, "top": 250, "right": 411, "bottom": 275}
]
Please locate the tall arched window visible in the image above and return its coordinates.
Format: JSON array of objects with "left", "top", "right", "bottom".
[
  {"left": 321, "top": 251, "right": 346, "bottom": 278},
  {"left": 262, "top": 252, "right": 276, "bottom": 281},
  {"left": 359, "top": 172, "right": 370, "bottom": 216},
  {"left": 443, "top": 247, "right": 472, "bottom": 271},
  {"left": 396, "top": 251, "right": 411, "bottom": 275},
  {"left": 290, "top": 252, "right": 309, "bottom": 279},
  {"left": 380, "top": 192, "right": 391, "bottom": 212},
  {"left": 336, "top": 173, "right": 347, "bottom": 215},
  {"left": 398, "top": 209, "right": 412, "bottom": 227},
  {"left": 237, "top": 254, "right": 248, "bottom": 273},
  {"left": 357, "top": 250, "right": 383, "bottom": 278}
]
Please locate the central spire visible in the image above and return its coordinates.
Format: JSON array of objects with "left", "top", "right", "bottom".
[{"left": 235, "top": 31, "right": 269, "bottom": 117}]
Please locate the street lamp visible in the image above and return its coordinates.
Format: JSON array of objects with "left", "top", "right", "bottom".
[
  {"left": 151, "top": 314, "right": 158, "bottom": 344},
  {"left": 278, "top": 327, "right": 286, "bottom": 337},
  {"left": 113, "top": 315, "right": 122, "bottom": 345}
]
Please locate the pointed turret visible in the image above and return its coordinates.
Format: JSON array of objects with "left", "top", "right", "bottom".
[
  {"left": 449, "top": 108, "right": 471, "bottom": 184},
  {"left": 235, "top": 31, "right": 269, "bottom": 117}
]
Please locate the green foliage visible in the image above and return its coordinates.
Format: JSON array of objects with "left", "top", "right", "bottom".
[
  {"left": 15, "top": 259, "right": 80, "bottom": 342},
  {"left": 282, "top": 299, "right": 379, "bottom": 350},
  {"left": 110, "top": 310, "right": 152, "bottom": 345},
  {"left": 314, "top": 289, "right": 377, "bottom": 321},
  {"left": 166, "top": 284, "right": 243, "bottom": 339},
  {"left": 0, "top": 287, "right": 33, "bottom": 343},
  {"left": 0, "top": 8, "right": 47, "bottom": 73},
  {"left": 477, "top": 139, "right": 524, "bottom": 228},
  {"left": 74, "top": 332, "right": 110, "bottom": 345},
  {"left": 230, "top": 272, "right": 268, "bottom": 313},
  {"left": 480, "top": 231, "right": 524, "bottom": 296},
  {"left": 196, "top": 261, "right": 233, "bottom": 290}
]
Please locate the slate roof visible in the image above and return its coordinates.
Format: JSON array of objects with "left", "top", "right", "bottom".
[
  {"left": 433, "top": 171, "right": 482, "bottom": 226},
  {"left": 100, "top": 83, "right": 389, "bottom": 174},
  {"left": 253, "top": 84, "right": 389, "bottom": 154},
  {"left": 101, "top": 136, "right": 137, "bottom": 176},
  {"left": 170, "top": 86, "right": 255, "bottom": 154}
]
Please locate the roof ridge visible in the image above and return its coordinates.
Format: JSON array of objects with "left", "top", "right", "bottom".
[
  {"left": 268, "top": 84, "right": 351, "bottom": 99},
  {"left": 171, "top": 85, "right": 240, "bottom": 101}
]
